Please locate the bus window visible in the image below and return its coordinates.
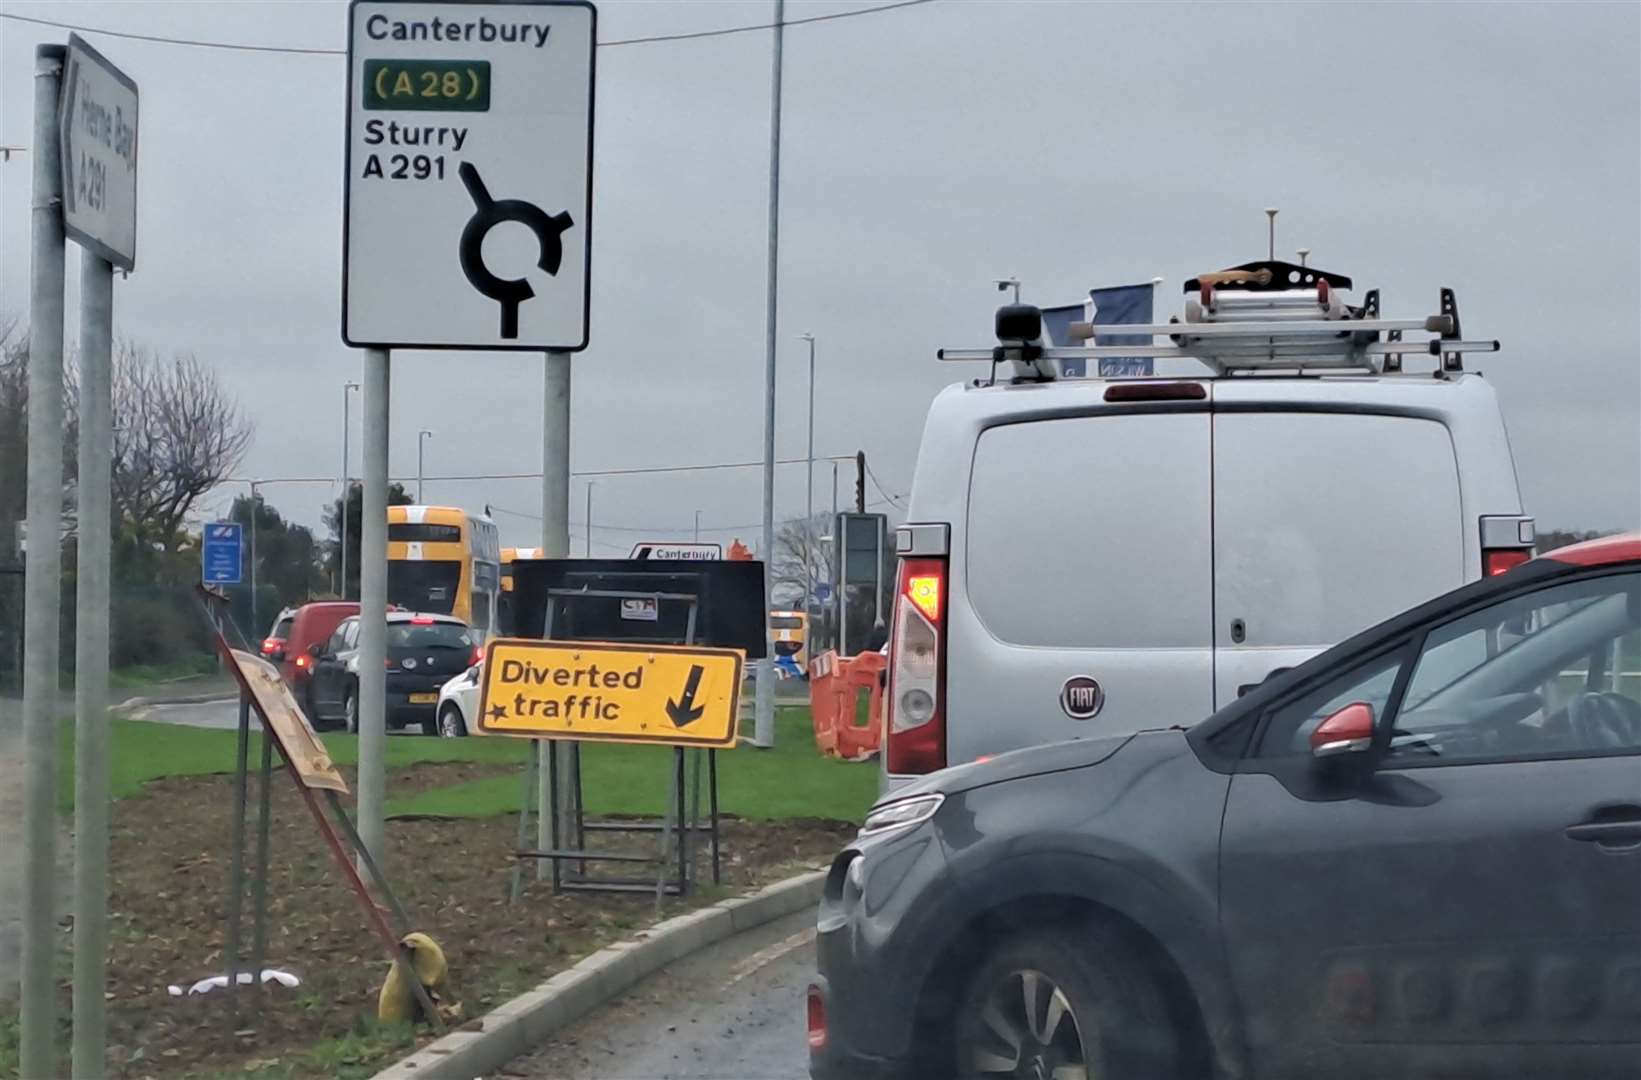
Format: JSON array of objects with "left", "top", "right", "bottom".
[{"left": 388, "top": 561, "right": 460, "bottom": 614}]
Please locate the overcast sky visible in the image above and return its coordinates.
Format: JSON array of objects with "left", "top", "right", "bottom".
[{"left": 3, "top": 0, "right": 1638, "bottom": 555}]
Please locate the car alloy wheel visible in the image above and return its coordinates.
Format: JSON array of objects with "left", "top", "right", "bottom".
[
  {"left": 344, "top": 691, "right": 359, "bottom": 734},
  {"left": 965, "top": 969, "right": 1088, "bottom": 1080},
  {"left": 438, "top": 706, "right": 465, "bottom": 738}
]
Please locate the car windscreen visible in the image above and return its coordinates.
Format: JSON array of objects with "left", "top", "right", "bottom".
[
  {"left": 388, "top": 561, "right": 460, "bottom": 614},
  {"left": 385, "top": 622, "right": 473, "bottom": 651}
]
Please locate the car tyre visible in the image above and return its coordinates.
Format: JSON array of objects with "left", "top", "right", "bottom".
[
  {"left": 952, "top": 925, "right": 1180, "bottom": 1080},
  {"left": 344, "top": 687, "right": 359, "bottom": 734},
  {"left": 437, "top": 705, "right": 466, "bottom": 738}
]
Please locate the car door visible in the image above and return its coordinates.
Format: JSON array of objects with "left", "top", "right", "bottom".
[
  {"left": 1218, "top": 569, "right": 1641, "bottom": 1079},
  {"left": 310, "top": 618, "right": 355, "bottom": 716}
]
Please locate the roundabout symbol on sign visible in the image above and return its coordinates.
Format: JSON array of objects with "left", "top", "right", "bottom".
[{"left": 456, "top": 162, "right": 574, "bottom": 339}]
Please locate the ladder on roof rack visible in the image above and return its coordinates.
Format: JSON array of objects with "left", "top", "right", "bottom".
[{"left": 938, "top": 260, "right": 1500, "bottom": 382}]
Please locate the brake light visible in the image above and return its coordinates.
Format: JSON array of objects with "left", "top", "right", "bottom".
[
  {"left": 294, "top": 655, "right": 309, "bottom": 670},
  {"left": 886, "top": 557, "right": 947, "bottom": 775},
  {"left": 471, "top": 645, "right": 484, "bottom": 666},
  {"left": 410, "top": 616, "right": 435, "bottom": 624},
  {"left": 260, "top": 638, "right": 282, "bottom": 654},
  {"left": 1104, "top": 381, "right": 1207, "bottom": 402},
  {"left": 805, "top": 986, "right": 827, "bottom": 1051},
  {"left": 1483, "top": 549, "right": 1530, "bottom": 576}
]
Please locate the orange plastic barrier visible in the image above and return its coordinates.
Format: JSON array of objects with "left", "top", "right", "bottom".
[{"left": 809, "top": 649, "right": 886, "bottom": 761}]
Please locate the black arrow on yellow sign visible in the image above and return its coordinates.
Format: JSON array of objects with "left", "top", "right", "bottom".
[{"left": 666, "top": 665, "right": 706, "bottom": 727}]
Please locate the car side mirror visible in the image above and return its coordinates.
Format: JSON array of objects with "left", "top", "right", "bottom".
[
  {"left": 307, "top": 642, "right": 323, "bottom": 658},
  {"left": 1310, "top": 702, "right": 1376, "bottom": 759}
]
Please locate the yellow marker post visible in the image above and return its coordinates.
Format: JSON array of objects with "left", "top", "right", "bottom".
[{"left": 478, "top": 639, "right": 743, "bottom": 749}]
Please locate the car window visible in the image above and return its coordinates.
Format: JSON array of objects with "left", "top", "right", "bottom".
[
  {"left": 1389, "top": 572, "right": 1641, "bottom": 764},
  {"left": 327, "top": 620, "right": 354, "bottom": 654},
  {"left": 271, "top": 616, "right": 293, "bottom": 639},
  {"left": 386, "top": 622, "right": 473, "bottom": 650},
  {"left": 1254, "top": 649, "right": 1408, "bottom": 756}
]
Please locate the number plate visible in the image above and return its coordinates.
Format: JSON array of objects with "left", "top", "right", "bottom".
[{"left": 409, "top": 692, "right": 438, "bottom": 704}]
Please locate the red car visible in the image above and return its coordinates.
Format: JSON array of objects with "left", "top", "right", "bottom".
[{"left": 262, "top": 602, "right": 360, "bottom": 714}]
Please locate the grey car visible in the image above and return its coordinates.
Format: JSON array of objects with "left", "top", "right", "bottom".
[{"left": 809, "top": 534, "right": 1641, "bottom": 1080}]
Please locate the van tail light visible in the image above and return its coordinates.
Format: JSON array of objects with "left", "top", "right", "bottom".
[
  {"left": 1480, "top": 516, "right": 1535, "bottom": 576},
  {"left": 1483, "top": 549, "right": 1530, "bottom": 576},
  {"left": 294, "top": 655, "right": 310, "bottom": 670},
  {"left": 886, "top": 557, "right": 947, "bottom": 775},
  {"left": 805, "top": 986, "right": 827, "bottom": 1050}
]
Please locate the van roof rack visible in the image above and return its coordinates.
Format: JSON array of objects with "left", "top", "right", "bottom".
[{"left": 938, "top": 259, "right": 1500, "bottom": 383}]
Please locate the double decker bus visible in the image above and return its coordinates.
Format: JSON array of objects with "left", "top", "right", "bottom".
[
  {"left": 386, "top": 506, "right": 501, "bottom": 637},
  {"left": 498, "top": 546, "right": 542, "bottom": 635}
]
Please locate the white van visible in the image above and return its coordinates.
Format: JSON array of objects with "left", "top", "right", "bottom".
[{"left": 883, "top": 261, "right": 1533, "bottom": 785}]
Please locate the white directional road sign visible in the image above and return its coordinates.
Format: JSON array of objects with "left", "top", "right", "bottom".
[
  {"left": 59, "top": 34, "right": 139, "bottom": 270},
  {"left": 630, "top": 542, "right": 724, "bottom": 561},
  {"left": 343, "top": 0, "right": 595, "bottom": 351}
]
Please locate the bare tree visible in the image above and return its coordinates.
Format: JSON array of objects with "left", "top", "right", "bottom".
[
  {"left": 0, "top": 319, "right": 80, "bottom": 558},
  {"left": 111, "top": 341, "right": 253, "bottom": 557},
  {"left": 771, "top": 513, "right": 832, "bottom": 606}
]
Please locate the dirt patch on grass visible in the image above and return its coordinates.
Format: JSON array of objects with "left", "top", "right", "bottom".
[{"left": 78, "top": 761, "right": 852, "bottom": 1078}]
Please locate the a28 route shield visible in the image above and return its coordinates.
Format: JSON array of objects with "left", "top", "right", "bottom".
[{"left": 477, "top": 639, "right": 743, "bottom": 748}]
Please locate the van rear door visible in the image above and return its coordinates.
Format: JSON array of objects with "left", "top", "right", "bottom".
[
  {"left": 1211, "top": 410, "right": 1466, "bottom": 707},
  {"left": 953, "top": 410, "right": 1215, "bottom": 762}
]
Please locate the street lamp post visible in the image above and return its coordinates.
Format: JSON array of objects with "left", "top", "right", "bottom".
[
  {"left": 248, "top": 482, "right": 261, "bottom": 635},
  {"left": 417, "top": 429, "right": 434, "bottom": 503},
  {"left": 799, "top": 332, "right": 816, "bottom": 614},
  {"left": 584, "top": 481, "right": 594, "bottom": 557},
  {"left": 340, "top": 381, "right": 359, "bottom": 599},
  {"left": 694, "top": 509, "right": 701, "bottom": 542}
]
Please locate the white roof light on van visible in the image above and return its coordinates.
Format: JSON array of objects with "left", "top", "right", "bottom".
[{"left": 937, "top": 257, "right": 1500, "bottom": 384}]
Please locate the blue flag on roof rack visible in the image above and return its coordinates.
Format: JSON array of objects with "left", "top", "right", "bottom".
[{"left": 1041, "top": 283, "right": 1155, "bottom": 378}]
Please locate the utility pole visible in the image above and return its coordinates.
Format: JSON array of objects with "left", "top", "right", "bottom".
[
  {"left": 754, "top": 0, "right": 786, "bottom": 750},
  {"left": 249, "top": 482, "right": 261, "bottom": 635},
  {"left": 21, "top": 43, "right": 66, "bottom": 1079},
  {"left": 800, "top": 332, "right": 816, "bottom": 617},
  {"left": 584, "top": 482, "right": 594, "bottom": 557},
  {"left": 417, "top": 429, "right": 434, "bottom": 503},
  {"left": 340, "top": 381, "right": 358, "bottom": 598},
  {"left": 856, "top": 451, "right": 867, "bottom": 513},
  {"left": 694, "top": 510, "right": 702, "bottom": 542}
]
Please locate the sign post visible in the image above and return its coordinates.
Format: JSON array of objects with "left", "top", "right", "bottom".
[
  {"left": 59, "top": 36, "right": 137, "bottom": 1074},
  {"left": 21, "top": 42, "right": 69, "bottom": 1080},
  {"left": 342, "top": 0, "right": 596, "bottom": 867}
]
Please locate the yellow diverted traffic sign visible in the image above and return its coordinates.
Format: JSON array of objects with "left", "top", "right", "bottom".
[{"left": 477, "top": 639, "right": 743, "bottom": 749}]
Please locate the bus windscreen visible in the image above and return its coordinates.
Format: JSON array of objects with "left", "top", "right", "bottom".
[{"left": 388, "top": 561, "right": 461, "bottom": 614}]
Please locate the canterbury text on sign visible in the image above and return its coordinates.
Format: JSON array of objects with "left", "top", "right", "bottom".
[{"left": 477, "top": 639, "right": 742, "bottom": 748}]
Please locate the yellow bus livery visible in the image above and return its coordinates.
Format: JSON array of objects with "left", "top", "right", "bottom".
[{"left": 387, "top": 506, "right": 501, "bottom": 636}]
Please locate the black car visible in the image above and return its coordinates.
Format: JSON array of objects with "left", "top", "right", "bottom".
[
  {"left": 809, "top": 535, "right": 1641, "bottom": 1080},
  {"left": 307, "top": 611, "right": 481, "bottom": 736}
]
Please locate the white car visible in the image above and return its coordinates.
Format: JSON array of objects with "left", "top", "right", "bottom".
[
  {"left": 883, "top": 259, "right": 1533, "bottom": 791},
  {"left": 435, "top": 662, "right": 482, "bottom": 737}
]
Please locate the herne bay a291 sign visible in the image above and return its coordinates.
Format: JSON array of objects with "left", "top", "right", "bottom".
[
  {"left": 478, "top": 640, "right": 743, "bottom": 749},
  {"left": 59, "top": 33, "right": 139, "bottom": 270},
  {"left": 343, "top": 1, "right": 595, "bottom": 351}
]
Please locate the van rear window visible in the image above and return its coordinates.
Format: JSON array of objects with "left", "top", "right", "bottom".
[{"left": 966, "top": 413, "right": 1214, "bottom": 649}]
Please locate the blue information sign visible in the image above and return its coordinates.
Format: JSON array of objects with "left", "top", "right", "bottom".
[{"left": 202, "top": 522, "right": 244, "bottom": 585}]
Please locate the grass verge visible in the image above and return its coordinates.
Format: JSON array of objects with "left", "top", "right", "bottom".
[{"left": 384, "top": 706, "right": 877, "bottom": 823}]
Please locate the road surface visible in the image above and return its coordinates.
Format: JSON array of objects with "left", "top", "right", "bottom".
[
  {"left": 504, "top": 907, "right": 817, "bottom": 1079},
  {"left": 125, "top": 697, "right": 430, "bottom": 736}
]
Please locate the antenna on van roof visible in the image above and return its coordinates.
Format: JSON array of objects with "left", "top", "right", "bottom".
[
  {"left": 1265, "top": 208, "right": 1279, "bottom": 261},
  {"left": 995, "top": 278, "right": 1021, "bottom": 304}
]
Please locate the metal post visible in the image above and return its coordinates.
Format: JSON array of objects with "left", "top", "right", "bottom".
[
  {"left": 417, "top": 428, "right": 433, "bottom": 503},
  {"left": 357, "top": 348, "right": 390, "bottom": 865},
  {"left": 73, "top": 248, "right": 115, "bottom": 1079},
  {"left": 754, "top": 0, "right": 786, "bottom": 750},
  {"left": 21, "top": 44, "right": 66, "bottom": 1080},
  {"left": 340, "top": 381, "right": 358, "bottom": 598},
  {"left": 694, "top": 510, "right": 701, "bottom": 542},
  {"left": 540, "top": 351, "right": 572, "bottom": 876},
  {"left": 584, "top": 481, "right": 593, "bottom": 557},
  {"left": 224, "top": 694, "right": 251, "bottom": 1022},
  {"left": 249, "top": 729, "right": 274, "bottom": 989},
  {"left": 831, "top": 460, "right": 840, "bottom": 651},
  {"left": 801, "top": 332, "right": 816, "bottom": 616},
  {"left": 1266, "top": 207, "right": 1278, "bottom": 261},
  {"left": 249, "top": 482, "right": 260, "bottom": 636}
]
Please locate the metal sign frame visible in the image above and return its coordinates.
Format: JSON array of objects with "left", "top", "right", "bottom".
[{"left": 340, "top": 0, "right": 597, "bottom": 352}]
